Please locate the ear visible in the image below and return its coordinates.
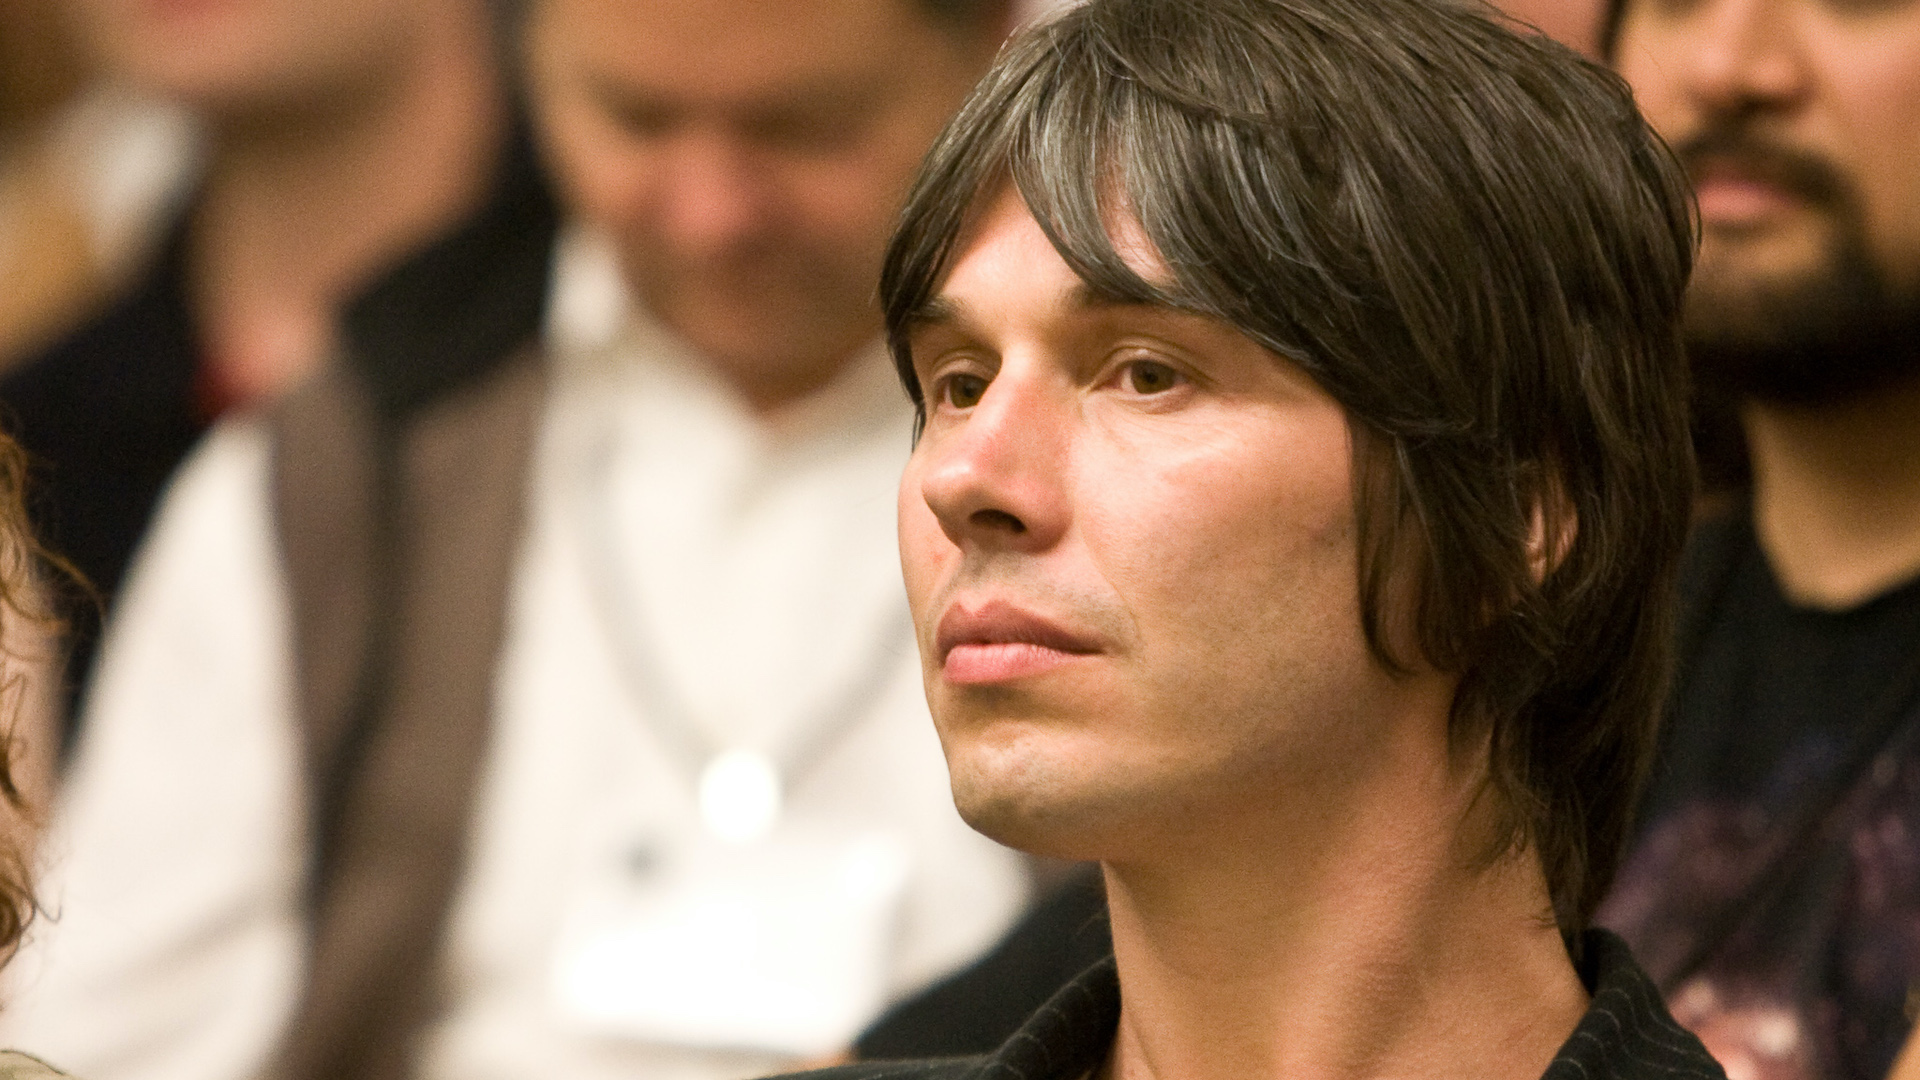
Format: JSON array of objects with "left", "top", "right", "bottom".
[{"left": 1525, "top": 473, "right": 1578, "bottom": 584}]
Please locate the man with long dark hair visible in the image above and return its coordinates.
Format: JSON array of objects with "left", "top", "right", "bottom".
[{"left": 795, "top": 1, "right": 1719, "bottom": 1076}]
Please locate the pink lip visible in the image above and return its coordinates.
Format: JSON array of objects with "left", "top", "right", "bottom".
[
  {"left": 141, "top": 0, "right": 233, "bottom": 20},
  {"left": 1691, "top": 165, "right": 1799, "bottom": 226},
  {"left": 935, "top": 601, "right": 1102, "bottom": 685}
]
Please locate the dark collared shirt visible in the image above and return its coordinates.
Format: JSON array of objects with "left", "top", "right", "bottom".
[{"left": 805, "top": 929, "right": 1723, "bottom": 1080}]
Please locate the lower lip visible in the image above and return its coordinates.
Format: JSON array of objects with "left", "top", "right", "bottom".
[
  {"left": 944, "top": 643, "right": 1086, "bottom": 684},
  {"left": 1694, "top": 177, "right": 1798, "bottom": 225}
]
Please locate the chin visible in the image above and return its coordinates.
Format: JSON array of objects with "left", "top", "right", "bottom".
[{"left": 945, "top": 742, "right": 1134, "bottom": 862}]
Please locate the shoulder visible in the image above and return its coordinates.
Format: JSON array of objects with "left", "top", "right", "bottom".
[
  {"left": 1547, "top": 929, "right": 1726, "bottom": 1080},
  {"left": 0, "top": 1051, "right": 76, "bottom": 1079},
  {"left": 1675, "top": 503, "right": 1754, "bottom": 610},
  {"left": 0, "top": 214, "right": 194, "bottom": 409}
]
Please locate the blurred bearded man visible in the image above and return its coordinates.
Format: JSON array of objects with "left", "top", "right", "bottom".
[{"left": 1595, "top": 1, "right": 1920, "bottom": 1078}]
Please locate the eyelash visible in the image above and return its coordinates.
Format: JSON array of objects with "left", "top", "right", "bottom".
[{"left": 923, "top": 354, "right": 1190, "bottom": 413}]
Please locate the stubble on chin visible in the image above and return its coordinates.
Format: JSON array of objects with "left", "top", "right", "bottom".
[{"left": 940, "top": 721, "right": 1130, "bottom": 861}]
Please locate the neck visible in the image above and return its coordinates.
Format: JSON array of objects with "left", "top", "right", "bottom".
[
  {"left": 190, "top": 1, "right": 503, "bottom": 407},
  {"left": 1095, "top": 734, "right": 1586, "bottom": 1080},
  {"left": 1745, "top": 376, "right": 1920, "bottom": 609}
]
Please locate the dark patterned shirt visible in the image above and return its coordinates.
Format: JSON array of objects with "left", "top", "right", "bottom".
[
  {"left": 1600, "top": 512, "right": 1920, "bottom": 1080},
  {"left": 790, "top": 929, "right": 1722, "bottom": 1080}
]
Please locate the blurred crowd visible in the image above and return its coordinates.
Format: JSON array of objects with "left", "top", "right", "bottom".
[{"left": 0, "top": 0, "right": 1913, "bottom": 1079}]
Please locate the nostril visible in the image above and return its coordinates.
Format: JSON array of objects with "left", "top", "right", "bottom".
[{"left": 971, "top": 509, "right": 1027, "bottom": 534}]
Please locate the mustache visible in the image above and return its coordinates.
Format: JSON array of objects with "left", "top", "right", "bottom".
[
  {"left": 1674, "top": 122, "right": 1855, "bottom": 212},
  {"left": 925, "top": 559, "right": 1133, "bottom": 650}
]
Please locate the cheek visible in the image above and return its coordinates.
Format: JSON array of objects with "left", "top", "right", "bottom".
[
  {"left": 1838, "top": 46, "right": 1920, "bottom": 271},
  {"left": 288, "top": 2, "right": 396, "bottom": 66},
  {"left": 1610, "top": 21, "right": 1689, "bottom": 134},
  {"left": 781, "top": 86, "right": 974, "bottom": 267},
  {"left": 897, "top": 461, "right": 949, "bottom": 636},
  {"left": 778, "top": 141, "right": 924, "bottom": 271},
  {"left": 1088, "top": 412, "right": 1354, "bottom": 601},
  {"left": 1496, "top": 0, "right": 1603, "bottom": 56},
  {"left": 1079, "top": 413, "right": 1362, "bottom": 703},
  {"left": 538, "top": 103, "right": 657, "bottom": 251}
]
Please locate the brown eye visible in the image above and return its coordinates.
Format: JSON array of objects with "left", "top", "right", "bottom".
[
  {"left": 942, "top": 373, "right": 989, "bottom": 409},
  {"left": 1121, "top": 360, "right": 1183, "bottom": 395}
]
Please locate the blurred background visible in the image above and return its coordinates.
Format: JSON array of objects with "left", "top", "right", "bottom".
[{"left": 45, "top": 5, "right": 1900, "bottom": 1080}]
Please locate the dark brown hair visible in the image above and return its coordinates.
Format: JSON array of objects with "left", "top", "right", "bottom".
[{"left": 882, "top": 0, "right": 1697, "bottom": 933}]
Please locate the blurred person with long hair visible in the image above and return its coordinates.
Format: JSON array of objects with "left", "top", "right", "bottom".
[{"left": 0, "top": 424, "right": 73, "bottom": 1080}]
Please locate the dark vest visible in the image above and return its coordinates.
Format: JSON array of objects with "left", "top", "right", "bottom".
[{"left": 263, "top": 129, "right": 558, "bottom": 1080}]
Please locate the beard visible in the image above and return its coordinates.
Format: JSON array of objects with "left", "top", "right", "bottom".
[{"left": 1678, "top": 124, "right": 1920, "bottom": 408}]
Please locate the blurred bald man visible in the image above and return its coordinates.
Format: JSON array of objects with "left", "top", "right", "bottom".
[
  {"left": 0, "top": 0, "right": 513, "bottom": 744},
  {"left": 0, "top": 1, "right": 1029, "bottom": 1080}
]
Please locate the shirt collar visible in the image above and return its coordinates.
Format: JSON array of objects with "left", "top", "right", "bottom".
[{"left": 961, "top": 930, "right": 1723, "bottom": 1080}]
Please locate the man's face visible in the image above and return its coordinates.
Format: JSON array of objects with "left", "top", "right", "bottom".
[
  {"left": 67, "top": 0, "right": 421, "bottom": 119},
  {"left": 898, "top": 190, "right": 1448, "bottom": 863},
  {"left": 528, "top": 0, "right": 998, "bottom": 407},
  {"left": 1616, "top": 0, "right": 1920, "bottom": 402}
]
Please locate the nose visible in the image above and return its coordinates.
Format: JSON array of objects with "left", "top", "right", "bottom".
[
  {"left": 1682, "top": 0, "right": 1810, "bottom": 120},
  {"left": 916, "top": 367, "right": 1073, "bottom": 556},
  {"left": 652, "top": 129, "right": 773, "bottom": 259}
]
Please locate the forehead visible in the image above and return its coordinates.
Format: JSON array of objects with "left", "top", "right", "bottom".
[
  {"left": 928, "top": 189, "right": 1178, "bottom": 322},
  {"left": 536, "top": 0, "right": 951, "bottom": 104},
  {"left": 914, "top": 189, "right": 1303, "bottom": 392}
]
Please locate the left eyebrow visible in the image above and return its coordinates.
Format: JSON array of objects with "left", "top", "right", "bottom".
[
  {"left": 903, "top": 295, "right": 963, "bottom": 332},
  {"left": 904, "top": 282, "right": 1166, "bottom": 332},
  {"left": 1066, "top": 281, "right": 1148, "bottom": 312}
]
